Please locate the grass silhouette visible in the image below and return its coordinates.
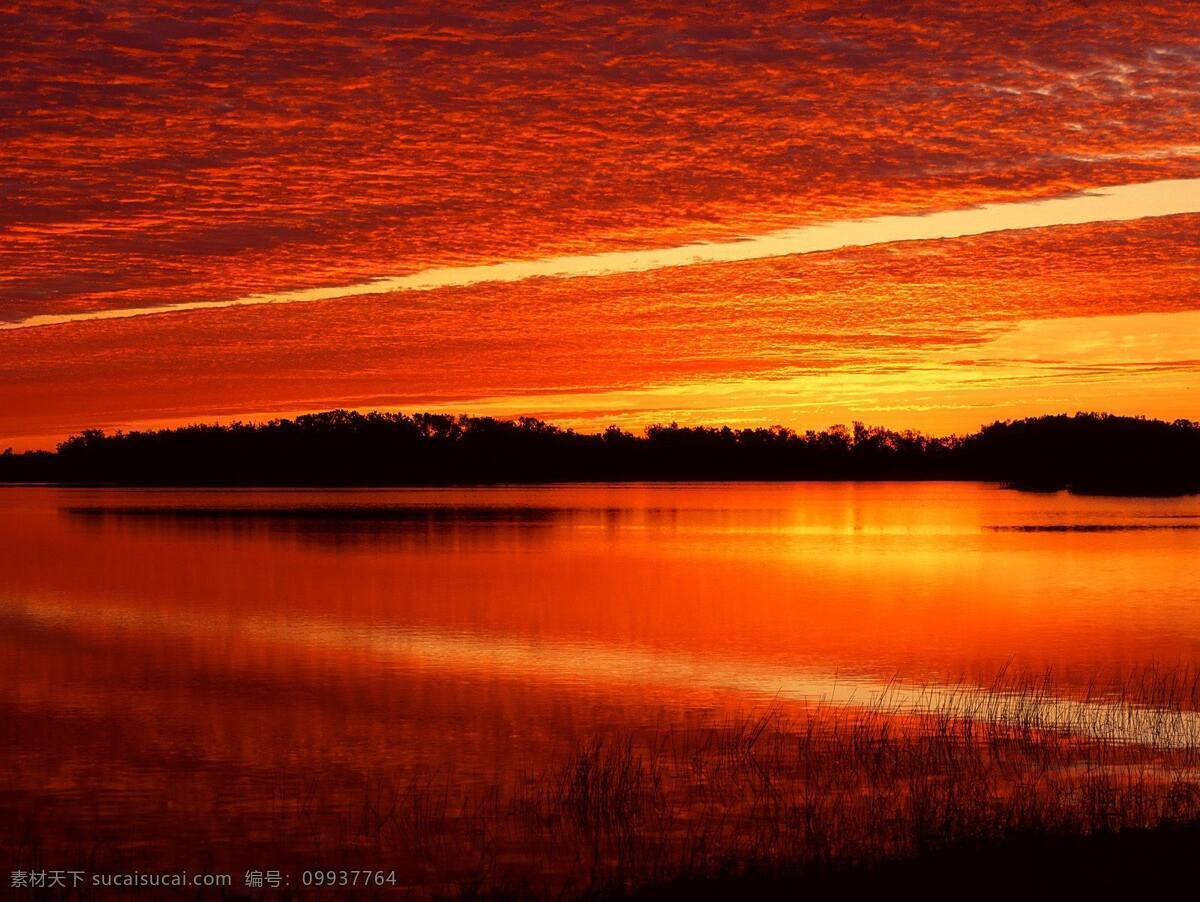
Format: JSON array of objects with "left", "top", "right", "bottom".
[{"left": 11, "top": 666, "right": 1200, "bottom": 898}]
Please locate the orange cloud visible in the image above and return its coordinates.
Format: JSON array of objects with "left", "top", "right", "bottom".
[{"left": 2, "top": 2, "right": 1199, "bottom": 446}]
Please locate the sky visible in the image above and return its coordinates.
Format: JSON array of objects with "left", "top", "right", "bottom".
[{"left": 2, "top": 0, "right": 1200, "bottom": 449}]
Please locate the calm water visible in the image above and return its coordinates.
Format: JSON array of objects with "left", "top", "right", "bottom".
[{"left": 3, "top": 483, "right": 1200, "bottom": 876}]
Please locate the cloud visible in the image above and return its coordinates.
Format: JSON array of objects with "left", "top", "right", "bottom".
[
  {"left": 4, "top": 1, "right": 1200, "bottom": 445},
  {"left": 4, "top": 1, "right": 1200, "bottom": 323},
  {"left": 5, "top": 177, "right": 1200, "bottom": 330}
]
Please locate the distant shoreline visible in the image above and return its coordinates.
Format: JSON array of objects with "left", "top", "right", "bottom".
[{"left": 2, "top": 410, "right": 1198, "bottom": 497}]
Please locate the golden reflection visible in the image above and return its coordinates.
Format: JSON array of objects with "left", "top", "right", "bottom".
[{"left": 3, "top": 483, "right": 1199, "bottom": 882}]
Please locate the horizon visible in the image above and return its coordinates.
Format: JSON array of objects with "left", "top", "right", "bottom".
[
  {"left": 11, "top": 409, "right": 1198, "bottom": 499},
  {"left": 9, "top": 406, "right": 1200, "bottom": 455}
]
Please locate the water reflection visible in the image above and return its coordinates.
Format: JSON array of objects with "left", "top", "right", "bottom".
[{"left": 3, "top": 483, "right": 1200, "bottom": 876}]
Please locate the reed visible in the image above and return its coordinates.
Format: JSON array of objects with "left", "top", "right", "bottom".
[{"left": 11, "top": 666, "right": 1200, "bottom": 899}]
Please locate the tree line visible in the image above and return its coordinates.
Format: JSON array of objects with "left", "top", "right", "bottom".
[{"left": 1, "top": 410, "right": 1197, "bottom": 495}]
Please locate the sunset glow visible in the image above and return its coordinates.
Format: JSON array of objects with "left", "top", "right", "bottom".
[
  {"left": 6, "top": 177, "right": 1200, "bottom": 331},
  {"left": 4, "top": 1, "right": 1200, "bottom": 448}
]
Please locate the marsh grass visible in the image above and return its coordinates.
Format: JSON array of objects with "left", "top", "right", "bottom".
[
  {"left": 11, "top": 667, "right": 1200, "bottom": 899},
  {"left": 252, "top": 669, "right": 1200, "bottom": 897}
]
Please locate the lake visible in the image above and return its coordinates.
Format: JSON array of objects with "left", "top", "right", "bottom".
[{"left": 3, "top": 482, "right": 1200, "bottom": 891}]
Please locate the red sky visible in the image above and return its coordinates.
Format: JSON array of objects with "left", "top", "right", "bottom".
[{"left": 3, "top": 1, "right": 1200, "bottom": 448}]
